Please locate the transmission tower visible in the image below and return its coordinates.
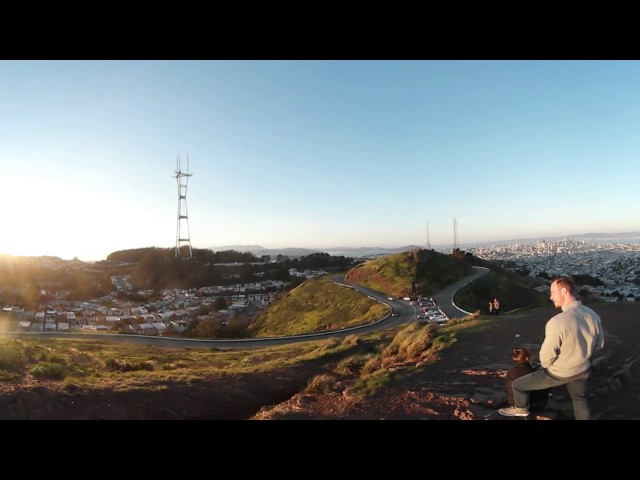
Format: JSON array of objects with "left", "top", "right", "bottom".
[
  {"left": 453, "top": 217, "right": 459, "bottom": 251},
  {"left": 425, "top": 221, "right": 431, "bottom": 249},
  {"left": 549, "top": 241, "right": 558, "bottom": 270},
  {"left": 174, "top": 153, "right": 193, "bottom": 259}
]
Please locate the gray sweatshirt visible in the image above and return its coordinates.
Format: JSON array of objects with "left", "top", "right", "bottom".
[{"left": 539, "top": 300, "right": 604, "bottom": 378}]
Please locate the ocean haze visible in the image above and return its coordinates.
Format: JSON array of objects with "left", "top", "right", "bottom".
[{"left": 209, "top": 231, "right": 640, "bottom": 258}]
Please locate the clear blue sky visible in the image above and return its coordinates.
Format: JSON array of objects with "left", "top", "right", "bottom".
[{"left": 2, "top": 60, "right": 639, "bottom": 261}]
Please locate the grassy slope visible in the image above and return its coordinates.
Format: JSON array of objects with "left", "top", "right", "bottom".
[
  {"left": 250, "top": 249, "right": 478, "bottom": 338},
  {"left": 344, "top": 249, "right": 475, "bottom": 298},
  {"left": 249, "top": 275, "right": 388, "bottom": 337},
  {"left": 0, "top": 248, "right": 552, "bottom": 404},
  {"left": 454, "top": 268, "right": 549, "bottom": 314},
  {"left": 0, "top": 334, "right": 365, "bottom": 390}
]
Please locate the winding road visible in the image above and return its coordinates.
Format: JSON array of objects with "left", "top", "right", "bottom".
[{"left": 6, "top": 267, "right": 489, "bottom": 349}]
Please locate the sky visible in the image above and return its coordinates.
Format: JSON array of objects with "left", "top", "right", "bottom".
[{"left": 1, "top": 60, "right": 639, "bottom": 261}]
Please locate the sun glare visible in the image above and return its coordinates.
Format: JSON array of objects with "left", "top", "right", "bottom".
[
  {"left": 1, "top": 175, "right": 118, "bottom": 260},
  {"left": 2, "top": 176, "right": 70, "bottom": 257}
]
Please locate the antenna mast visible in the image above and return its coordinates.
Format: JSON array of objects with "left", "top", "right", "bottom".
[
  {"left": 426, "top": 221, "right": 431, "bottom": 249},
  {"left": 453, "top": 217, "right": 459, "bottom": 252},
  {"left": 174, "top": 153, "right": 193, "bottom": 260}
]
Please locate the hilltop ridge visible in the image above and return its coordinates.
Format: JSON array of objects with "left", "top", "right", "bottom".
[
  {"left": 250, "top": 302, "right": 639, "bottom": 420},
  {"left": 208, "top": 245, "right": 422, "bottom": 258}
]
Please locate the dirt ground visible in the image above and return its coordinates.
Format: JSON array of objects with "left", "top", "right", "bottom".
[{"left": 0, "top": 302, "right": 637, "bottom": 420}]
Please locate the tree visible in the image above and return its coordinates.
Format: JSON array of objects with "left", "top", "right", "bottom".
[
  {"left": 191, "top": 317, "right": 221, "bottom": 338},
  {"left": 213, "top": 297, "right": 228, "bottom": 311}
]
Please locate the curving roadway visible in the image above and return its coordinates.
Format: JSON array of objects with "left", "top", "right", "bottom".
[{"left": 6, "top": 267, "right": 489, "bottom": 349}]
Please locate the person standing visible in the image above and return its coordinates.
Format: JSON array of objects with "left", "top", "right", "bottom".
[
  {"left": 493, "top": 298, "right": 500, "bottom": 315},
  {"left": 498, "top": 276, "right": 604, "bottom": 420},
  {"left": 488, "top": 300, "right": 493, "bottom": 315}
]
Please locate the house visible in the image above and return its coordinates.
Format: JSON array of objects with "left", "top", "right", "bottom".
[
  {"left": 139, "top": 323, "right": 158, "bottom": 336},
  {"left": 17, "top": 320, "right": 31, "bottom": 332},
  {"left": 169, "top": 320, "right": 188, "bottom": 332},
  {"left": 151, "top": 322, "right": 166, "bottom": 334}
]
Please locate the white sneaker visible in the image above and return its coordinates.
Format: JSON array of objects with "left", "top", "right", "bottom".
[{"left": 498, "top": 406, "right": 530, "bottom": 417}]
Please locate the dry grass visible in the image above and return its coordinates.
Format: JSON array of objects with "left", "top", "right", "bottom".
[{"left": 0, "top": 334, "right": 363, "bottom": 392}]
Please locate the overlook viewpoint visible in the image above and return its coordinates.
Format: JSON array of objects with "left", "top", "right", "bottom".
[{"left": 1, "top": 248, "right": 637, "bottom": 420}]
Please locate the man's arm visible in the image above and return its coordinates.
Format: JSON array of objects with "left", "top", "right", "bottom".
[
  {"left": 539, "top": 320, "right": 560, "bottom": 368},
  {"left": 594, "top": 316, "right": 605, "bottom": 352}
]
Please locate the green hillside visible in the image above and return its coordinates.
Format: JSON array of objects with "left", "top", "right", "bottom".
[
  {"left": 344, "top": 248, "right": 475, "bottom": 298},
  {"left": 248, "top": 275, "right": 387, "bottom": 337},
  {"left": 454, "top": 265, "right": 549, "bottom": 314},
  {"left": 249, "top": 248, "right": 549, "bottom": 337}
]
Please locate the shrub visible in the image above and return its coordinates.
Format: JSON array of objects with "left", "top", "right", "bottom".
[
  {"left": 347, "top": 370, "right": 394, "bottom": 397},
  {"left": 47, "top": 354, "right": 68, "bottom": 364},
  {"left": 360, "top": 355, "right": 382, "bottom": 375},
  {"left": 305, "top": 373, "right": 339, "bottom": 393},
  {"left": 382, "top": 323, "right": 436, "bottom": 362},
  {"left": 161, "top": 361, "right": 187, "bottom": 370},
  {"left": 341, "top": 334, "right": 360, "bottom": 346},
  {"left": 432, "top": 333, "right": 457, "bottom": 351},
  {"left": 0, "top": 349, "right": 26, "bottom": 373},
  {"left": 105, "top": 358, "right": 155, "bottom": 372},
  {"left": 29, "top": 362, "right": 65, "bottom": 380},
  {"left": 0, "top": 369, "right": 22, "bottom": 381},
  {"left": 335, "top": 353, "right": 375, "bottom": 375}
]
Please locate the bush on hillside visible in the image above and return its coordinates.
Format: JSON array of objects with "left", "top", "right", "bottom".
[
  {"left": 29, "top": 361, "right": 65, "bottom": 380},
  {"left": 335, "top": 353, "right": 376, "bottom": 375},
  {"left": 105, "top": 357, "right": 154, "bottom": 372},
  {"left": 305, "top": 374, "right": 340, "bottom": 393},
  {"left": 382, "top": 322, "right": 436, "bottom": 361}
]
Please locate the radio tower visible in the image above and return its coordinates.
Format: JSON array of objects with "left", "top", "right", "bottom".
[
  {"left": 453, "top": 217, "right": 459, "bottom": 252},
  {"left": 174, "top": 153, "right": 193, "bottom": 260},
  {"left": 425, "top": 221, "right": 431, "bottom": 249}
]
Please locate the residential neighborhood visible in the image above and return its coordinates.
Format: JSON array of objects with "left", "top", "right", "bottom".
[
  {"left": 2, "top": 240, "right": 639, "bottom": 336},
  {"left": 2, "top": 267, "right": 331, "bottom": 336},
  {"left": 468, "top": 239, "right": 640, "bottom": 301}
]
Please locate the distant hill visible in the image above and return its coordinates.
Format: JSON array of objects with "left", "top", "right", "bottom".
[
  {"left": 210, "top": 232, "right": 640, "bottom": 258},
  {"left": 344, "top": 249, "right": 475, "bottom": 298},
  {"left": 209, "top": 245, "right": 423, "bottom": 258}
]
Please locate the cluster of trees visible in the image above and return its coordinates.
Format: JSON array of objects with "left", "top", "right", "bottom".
[
  {"left": 1, "top": 248, "right": 360, "bottom": 309},
  {"left": 0, "top": 256, "right": 115, "bottom": 309},
  {"left": 165, "top": 316, "right": 250, "bottom": 339},
  {"left": 122, "top": 248, "right": 358, "bottom": 291}
]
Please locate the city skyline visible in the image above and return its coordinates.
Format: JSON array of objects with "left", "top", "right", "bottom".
[{"left": 2, "top": 60, "right": 639, "bottom": 261}]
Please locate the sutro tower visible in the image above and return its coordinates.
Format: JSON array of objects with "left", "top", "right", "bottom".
[
  {"left": 425, "top": 221, "right": 431, "bottom": 249},
  {"left": 453, "top": 217, "right": 459, "bottom": 251},
  {"left": 174, "top": 153, "right": 193, "bottom": 259}
]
